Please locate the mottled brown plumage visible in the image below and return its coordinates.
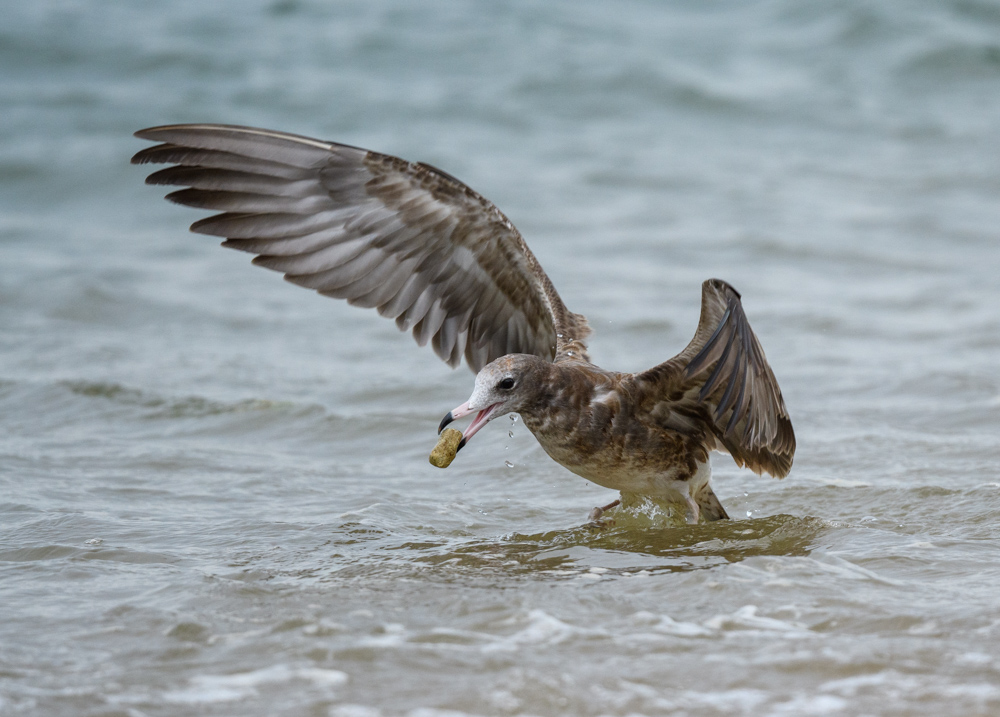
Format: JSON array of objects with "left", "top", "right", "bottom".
[{"left": 133, "top": 124, "right": 795, "bottom": 523}]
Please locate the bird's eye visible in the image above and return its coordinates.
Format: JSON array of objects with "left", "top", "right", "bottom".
[{"left": 498, "top": 377, "right": 515, "bottom": 390}]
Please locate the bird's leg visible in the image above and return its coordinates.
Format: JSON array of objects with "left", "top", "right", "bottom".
[
  {"left": 588, "top": 499, "right": 621, "bottom": 523},
  {"left": 684, "top": 495, "right": 701, "bottom": 525}
]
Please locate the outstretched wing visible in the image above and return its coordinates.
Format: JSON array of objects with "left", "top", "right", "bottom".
[
  {"left": 132, "top": 124, "right": 591, "bottom": 372},
  {"left": 636, "top": 279, "right": 795, "bottom": 477}
]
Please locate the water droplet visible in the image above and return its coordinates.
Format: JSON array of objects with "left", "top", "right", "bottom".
[
  {"left": 556, "top": 333, "right": 563, "bottom": 338},
  {"left": 746, "top": 510, "right": 753, "bottom": 518},
  {"left": 508, "top": 430, "right": 513, "bottom": 438},
  {"left": 743, "top": 492, "right": 748, "bottom": 497},
  {"left": 504, "top": 460, "right": 514, "bottom": 468},
  {"left": 510, "top": 415, "right": 518, "bottom": 424}
]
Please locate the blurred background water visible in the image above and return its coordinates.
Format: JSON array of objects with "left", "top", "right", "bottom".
[{"left": 2, "top": 1, "right": 1000, "bottom": 715}]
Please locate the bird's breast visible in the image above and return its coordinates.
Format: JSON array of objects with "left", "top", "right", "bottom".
[{"left": 521, "top": 387, "right": 695, "bottom": 495}]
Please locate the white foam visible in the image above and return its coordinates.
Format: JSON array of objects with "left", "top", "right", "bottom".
[
  {"left": 360, "top": 622, "right": 410, "bottom": 648},
  {"left": 820, "top": 670, "right": 922, "bottom": 697},
  {"left": 635, "top": 685, "right": 770, "bottom": 712},
  {"left": 810, "top": 554, "right": 903, "bottom": 586},
  {"left": 483, "top": 609, "right": 604, "bottom": 652},
  {"left": 955, "top": 651, "right": 993, "bottom": 666},
  {"left": 630, "top": 607, "right": 804, "bottom": 640},
  {"left": 330, "top": 706, "right": 383, "bottom": 717},
  {"left": 648, "top": 613, "right": 714, "bottom": 637},
  {"left": 163, "top": 665, "right": 347, "bottom": 704},
  {"left": 941, "top": 682, "right": 1000, "bottom": 700},
  {"left": 704, "top": 605, "right": 811, "bottom": 636},
  {"left": 770, "top": 694, "right": 848, "bottom": 714}
]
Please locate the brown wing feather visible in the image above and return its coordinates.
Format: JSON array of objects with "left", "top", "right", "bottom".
[
  {"left": 636, "top": 279, "right": 795, "bottom": 478},
  {"left": 132, "top": 124, "right": 591, "bottom": 372}
]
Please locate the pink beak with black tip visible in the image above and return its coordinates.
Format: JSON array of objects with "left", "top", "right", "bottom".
[{"left": 438, "top": 400, "right": 503, "bottom": 453}]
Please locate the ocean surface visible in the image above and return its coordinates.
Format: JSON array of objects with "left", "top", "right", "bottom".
[{"left": 3, "top": 1, "right": 1000, "bottom": 715}]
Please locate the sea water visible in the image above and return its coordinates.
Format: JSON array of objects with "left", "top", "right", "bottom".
[{"left": 2, "top": 1, "right": 1000, "bottom": 715}]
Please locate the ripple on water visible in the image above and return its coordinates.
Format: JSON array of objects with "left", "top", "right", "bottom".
[
  {"left": 161, "top": 665, "right": 348, "bottom": 706},
  {"left": 212, "top": 508, "right": 829, "bottom": 589},
  {"left": 0, "top": 543, "right": 179, "bottom": 568}
]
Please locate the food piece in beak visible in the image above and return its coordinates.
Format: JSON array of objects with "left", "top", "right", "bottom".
[{"left": 429, "top": 428, "right": 464, "bottom": 468}]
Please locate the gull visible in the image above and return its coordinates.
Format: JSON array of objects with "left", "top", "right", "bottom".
[{"left": 132, "top": 124, "right": 795, "bottom": 523}]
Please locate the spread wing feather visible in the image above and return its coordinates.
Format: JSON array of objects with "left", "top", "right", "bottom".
[
  {"left": 636, "top": 279, "right": 795, "bottom": 477},
  {"left": 132, "top": 124, "right": 591, "bottom": 371}
]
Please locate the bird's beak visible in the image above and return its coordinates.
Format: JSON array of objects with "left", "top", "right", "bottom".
[{"left": 438, "top": 400, "right": 501, "bottom": 452}]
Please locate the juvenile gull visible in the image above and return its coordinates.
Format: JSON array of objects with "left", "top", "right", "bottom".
[{"left": 132, "top": 124, "right": 795, "bottom": 523}]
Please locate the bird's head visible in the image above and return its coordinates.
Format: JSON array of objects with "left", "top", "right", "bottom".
[{"left": 438, "top": 354, "right": 549, "bottom": 452}]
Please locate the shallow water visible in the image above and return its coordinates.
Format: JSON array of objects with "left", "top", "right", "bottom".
[{"left": 3, "top": 1, "right": 1000, "bottom": 715}]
